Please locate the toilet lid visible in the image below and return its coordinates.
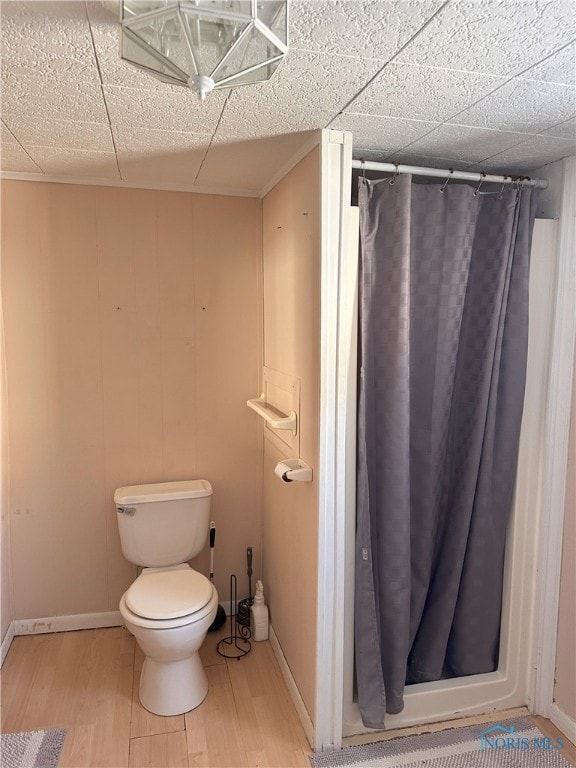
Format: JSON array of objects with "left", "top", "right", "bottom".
[{"left": 126, "top": 569, "right": 213, "bottom": 620}]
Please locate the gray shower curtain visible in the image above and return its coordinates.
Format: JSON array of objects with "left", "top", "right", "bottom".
[{"left": 355, "top": 174, "right": 537, "bottom": 729}]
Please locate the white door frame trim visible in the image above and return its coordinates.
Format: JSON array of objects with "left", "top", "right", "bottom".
[
  {"left": 532, "top": 156, "right": 576, "bottom": 717},
  {"left": 315, "top": 128, "right": 353, "bottom": 752}
]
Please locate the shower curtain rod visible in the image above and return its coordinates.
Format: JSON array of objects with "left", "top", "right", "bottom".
[{"left": 352, "top": 159, "right": 548, "bottom": 189}]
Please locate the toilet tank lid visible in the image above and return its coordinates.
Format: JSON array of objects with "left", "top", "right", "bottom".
[{"left": 114, "top": 479, "right": 212, "bottom": 505}]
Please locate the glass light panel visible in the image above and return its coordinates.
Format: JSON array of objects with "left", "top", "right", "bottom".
[
  {"left": 213, "top": 24, "right": 282, "bottom": 84},
  {"left": 179, "top": 9, "right": 250, "bottom": 76},
  {"left": 127, "top": 11, "right": 191, "bottom": 75},
  {"left": 122, "top": 0, "right": 171, "bottom": 22},
  {"left": 215, "top": 55, "right": 283, "bottom": 88},
  {"left": 190, "top": 1, "right": 253, "bottom": 14},
  {"left": 256, "top": 1, "right": 287, "bottom": 46},
  {"left": 122, "top": 28, "right": 189, "bottom": 83}
]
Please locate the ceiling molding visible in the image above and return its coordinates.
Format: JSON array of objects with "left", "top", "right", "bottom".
[{"left": 0, "top": 171, "right": 261, "bottom": 198}]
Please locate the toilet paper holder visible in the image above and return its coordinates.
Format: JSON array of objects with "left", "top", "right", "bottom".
[{"left": 274, "top": 458, "right": 313, "bottom": 483}]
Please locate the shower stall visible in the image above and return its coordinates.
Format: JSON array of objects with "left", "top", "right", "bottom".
[
  {"left": 313, "top": 139, "right": 574, "bottom": 750},
  {"left": 343, "top": 215, "right": 558, "bottom": 736}
]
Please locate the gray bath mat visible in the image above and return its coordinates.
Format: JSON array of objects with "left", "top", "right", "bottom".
[
  {"left": 311, "top": 717, "right": 572, "bottom": 767},
  {"left": 0, "top": 729, "right": 66, "bottom": 768}
]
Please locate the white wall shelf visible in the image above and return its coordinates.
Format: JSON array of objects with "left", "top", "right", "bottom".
[{"left": 247, "top": 395, "right": 297, "bottom": 434}]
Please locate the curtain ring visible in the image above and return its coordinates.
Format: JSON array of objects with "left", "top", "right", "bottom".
[
  {"left": 389, "top": 163, "right": 400, "bottom": 186},
  {"left": 497, "top": 176, "right": 508, "bottom": 199},
  {"left": 473, "top": 172, "right": 487, "bottom": 197},
  {"left": 440, "top": 169, "right": 454, "bottom": 193},
  {"left": 360, "top": 158, "right": 366, "bottom": 179}
]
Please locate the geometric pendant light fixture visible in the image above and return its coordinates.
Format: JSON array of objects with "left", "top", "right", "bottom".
[{"left": 120, "top": 1, "right": 288, "bottom": 101}]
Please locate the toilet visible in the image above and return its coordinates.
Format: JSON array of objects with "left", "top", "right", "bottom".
[{"left": 115, "top": 479, "right": 218, "bottom": 716}]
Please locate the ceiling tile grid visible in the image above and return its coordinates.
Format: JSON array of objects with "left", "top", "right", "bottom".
[
  {"left": 0, "top": 0, "right": 574, "bottom": 192},
  {"left": 394, "top": 0, "right": 576, "bottom": 77},
  {"left": 449, "top": 79, "right": 576, "bottom": 134},
  {"left": 214, "top": 50, "right": 383, "bottom": 141},
  {"left": 389, "top": 123, "right": 543, "bottom": 164},
  {"left": 0, "top": 140, "right": 42, "bottom": 173},
  {"left": 342, "top": 62, "right": 508, "bottom": 123},
  {"left": 102, "top": 83, "right": 226, "bottom": 134},
  {"left": 330, "top": 113, "right": 441, "bottom": 154},
  {"left": 467, "top": 134, "right": 576, "bottom": 172},
  {"left": 24, "top": 145, "right": 120, "bottom": 178},
  {"left": 542, "top": 114, "right": 576, "bottom": 140},
  {"left": 4, "top": 116, "right": 115, "bottom": 152}
]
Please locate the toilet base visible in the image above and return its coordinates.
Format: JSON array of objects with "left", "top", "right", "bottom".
[{"left": 139, "top": 651, "right": 208, "bottom": 716}]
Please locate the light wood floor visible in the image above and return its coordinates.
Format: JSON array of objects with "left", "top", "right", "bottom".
[
  {"left": 2, "top": 626, "right": 574, "bottom": 768},
  {"left": 0, "top": 623, "right": 312, "bottom": 768}
]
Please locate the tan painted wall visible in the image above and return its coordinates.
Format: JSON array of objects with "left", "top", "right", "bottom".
[
  {"left": 1, "top": 181, "right": 262, "bottom": 619},
  {"left": 554, "top": 354, "right": 576, "bottom": 720},
  {"left": 261, "top": 148, "right": 320, "bottom": 724}
]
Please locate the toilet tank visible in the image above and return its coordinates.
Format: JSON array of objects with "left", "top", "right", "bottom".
[{"left": 114, "top": 480, "right": 213, "bottom": 568}]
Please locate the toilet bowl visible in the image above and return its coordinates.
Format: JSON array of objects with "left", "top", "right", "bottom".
[{"left": 119, "top": 564, "right": 218, "bottom": 716}]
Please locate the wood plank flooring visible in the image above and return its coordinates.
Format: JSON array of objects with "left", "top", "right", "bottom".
[
  {"left": 3, "top": 625, "right": 574, "bottom": 768},
  {"left": 0, "top": 622, "right": 312, "bottom": 768}
]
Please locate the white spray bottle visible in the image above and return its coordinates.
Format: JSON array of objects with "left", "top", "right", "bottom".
[{"left": 250, "top": 580, "right": 269, "bottom": 641}]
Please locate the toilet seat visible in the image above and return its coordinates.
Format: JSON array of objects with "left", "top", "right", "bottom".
[
  {"left": 121, "top": 566, "right": 218, "bottom": 629},
  {"left": 126, "top": 568, "right": 213, "bottom": 620}
]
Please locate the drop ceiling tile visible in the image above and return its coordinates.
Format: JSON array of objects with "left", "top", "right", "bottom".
[
  {"left": 1, "top": 1, "right": 101, "bottom": 85},
  {"left": 215, "top": 101, "right": 332, "bottom": 141},
  {"left": 521, "top": 43, "right": 576, "bottom": 86},
  {"left": 381, "top": 152, "right": 477, "bottom": 171},
  {"left": 331, "top": 113, "right": 439, "bottom": 154},
  {"left": 290, "top": 0, "right": 444, "bottom": 60},
  {"left": 450, "top": 79, "right": 576, "bottom": 134},
  {"left": 1, "top": 66, "right": 110, "bottom": 124},
  {"left": 345, "top": 63, "right": 506, "bottom": 123},
  {"left": 103, "top": 85, "right": 226, "bottom": 133},
  {"left": 404, "top": 124, "right": 534, "bottom": 163},
  {"left": 4, "top": 118, "right": 114, "bottom": 152},
  {"left": 351, "top": 148, "right": 474, "bottom": 171},
  {"left": 1, "top": 121, "right": 19, "bottom": 146},
  {"left": 113, "top": 127, "right": 211, "bottom": 154},
  {"left": 0, "top": 142, "right": 42, "bottom": 174},
  {"left": 396, "top": 0, "right": 576, "bottom": 77},
  {"left": 117, "top": 149, "right": 206, "bottom": 186},
  {"left": 542, "top": 114, "right": 576, "bottom": 139},
  {"left": 25, "top": 147, "right": 120, "bottom": 179},
  {"left": 216, "top": 50, "right": 382, "bottom": 141},
  {"left": 471, "top": 134, "right": 576, "bottom": 172},
  {"left": 196, "top": 131, "right": 316, "bottom": 193}
]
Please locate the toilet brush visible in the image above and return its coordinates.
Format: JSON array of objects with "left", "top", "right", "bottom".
[
  {"left": 237, "top": 547, "right": 253, "bottom": 628},
  {"left": 208, "top": 522, "right": 227, "bottom": 632}
]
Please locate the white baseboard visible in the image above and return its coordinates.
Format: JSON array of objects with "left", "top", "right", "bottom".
[
  {"left": 1, "top": 622, "right": 15, "bottom": 666},
  {"left": 2, "top": 602, "right": 238, "bottom": 652},
  {"left": 550, "top": 702, "right": 576, "bottom": 745},
  {"left": 1, "top": 611, "right": 123, "bottom": 667},
  {"left": 13, "top": 611, "right": 123, "bottom": 636},
  {"left": 269, "top": 624, "right": 314, "bottom": 748}
]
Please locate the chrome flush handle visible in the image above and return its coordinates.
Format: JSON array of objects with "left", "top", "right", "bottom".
[{"left": 116, "top": 506, "right": 136, "bottom": 516}]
